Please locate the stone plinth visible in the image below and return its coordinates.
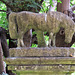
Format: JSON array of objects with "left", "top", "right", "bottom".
[
  {"left": 4, "top": 47, "right": 75, "bottom": 75},
  {"left": 9, "top": 47, "right": 75, "bottom": 57}
]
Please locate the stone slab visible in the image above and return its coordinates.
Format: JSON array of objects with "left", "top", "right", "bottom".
[
  {"left": 4, "top": 57, "right": 75, "bottom": 65},
  {"left": 12, "top": 70, "right": 74, "bottom": 75},
  {"left": 9, "top": 47, "right": 75, "bottom": 57},
  {"left": 8, "top": 65, "right": 75, "bottom": 71}
]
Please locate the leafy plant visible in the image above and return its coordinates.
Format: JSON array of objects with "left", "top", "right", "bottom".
[
  {"left": 57, "top": 0, "right": 62, "bottom": 3},
  {"left": 40, "top": 0, "right": 62, "bottom": 13},
  {"left": 70, "top": 0, "right": 75, "bottom": 6},
  {"left": 0, "top": 1, "right": 8, "bottom": 30},
  {"left": 73, "top": 10, "right": 75, "bottom": 13},
  {"left": 32, "top": 31, "right": 36, "bottom": 36},
  {"left": 40, "top": 1, "right": 49, "bottom": 13},
  {"left": 44, "top": 35, "right": 49, "bottom": 46},
  {"left": 31, "top": 44, "right": 38, "bottom": 47},
  {"left": 7, "top": 39, "right": 9, "bottom": 46},
  {"left": 71, "top": 43, "right": 75, "bottom": 48},
  {"left": 71, "top": 72, "right": 75, "bottom": 75}
]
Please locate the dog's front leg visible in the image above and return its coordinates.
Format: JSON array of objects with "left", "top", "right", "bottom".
[{"left": 36, "top": 30, "right": 46, "bottom": 47}]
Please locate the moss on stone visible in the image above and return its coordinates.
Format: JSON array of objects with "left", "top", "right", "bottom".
[{"left": 9, "top": 11, "right": 75, "bottom": 47}]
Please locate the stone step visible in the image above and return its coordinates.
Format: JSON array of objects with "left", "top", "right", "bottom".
[
  {"left": 7, "top": 65, "right": 75, "bottom": 74},
  {"left": 9, "top": 47, "right": 75, "bottom": 57},
  {"left": 4, "top": 57, "right": 75, "bottom": 65},
  {"left": 4, "top": 57, "right": 75, "bottom": 74},
  {"left": 7, "top": 70, "right": 74, "bottom": 75}
]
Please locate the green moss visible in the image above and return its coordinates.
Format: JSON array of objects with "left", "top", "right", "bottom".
[
  {"left": 9, "top": 11, "right": 75, "bottom": 47},
  {"left": 12, "top": 70, "right": 74, "bottom": 75}
]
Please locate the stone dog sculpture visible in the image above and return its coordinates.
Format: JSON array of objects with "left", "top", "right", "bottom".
[{"left": 9, "top": 11, "right": 75, "bottom": 47}]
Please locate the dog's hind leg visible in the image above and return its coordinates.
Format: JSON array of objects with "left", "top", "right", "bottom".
[{"left": 49, "top": 32, "right": 56, "bottom": 47}]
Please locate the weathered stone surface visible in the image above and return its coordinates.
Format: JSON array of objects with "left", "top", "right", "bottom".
[
  {"left": 8, "top": 65, "right": 75, "bottom": 71},
  {"left": 9, "top": 13, "right": 18, "bottom": 39},
  {"left": 8, "top": 65, "right": 75, "bottom": 75},
  {"left": 9, "top": 11, "right": 75, "bottom": 47},
  {"left": 5, "top": 47, "right": 75, "bottom": 74},
  {"left": 12, "top": 70, "right": 72, "bottom": 75},
  {"left": 4, "top": 57, "right": 75, "bottom": 65},
  {"left": 9, "top": 47, "right": 75, "bottom": 57}
]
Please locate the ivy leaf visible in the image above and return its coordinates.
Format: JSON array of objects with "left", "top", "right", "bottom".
[{"left": 57, "top": 0, "right": 62, "bottom": 3}]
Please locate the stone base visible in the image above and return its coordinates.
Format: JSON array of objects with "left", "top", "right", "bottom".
[{"left": 4, "top": 47, "right": 75, "bottom": 75}]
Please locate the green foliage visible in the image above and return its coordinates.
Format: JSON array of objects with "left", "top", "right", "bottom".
[
  {"left": 49, "top": 0, "right": 54, "bottom": 7},
  {"left": 26, "top": 0, "right": 41, "bottom": 12},
  {"left": 70, "top": 0, "right": 75, "bottom": 6},
  {"left": 44, "top": 35, "right": 49, "bottom": 46},
  {"left": 7, "top": 39, "right": 9, "bottom": 46},
  {"left": 71, "top": 72, "right": 75, "bottom": 75},
  {"left": 40, "top": 0, "right": 62, "bottom": 13},
  {"left": 0, "top": 1, "right": 8, "bottom": 30},
  {"left": 32, "top": 31, "right": 36, "bottom": 36},
  {"left": 73, "top": 10, "right": 75, "bottom": 13},
  {"left": 5, "top": 0, "right": 42, "bottom": 12},
  {"left": 40, "top": 1, "right": 49, "bottom": 13},
  {"left": 31, "top": 44, "right": 38, "bottom": 47},
  {"left": 71, "top": 43, "right": 75, "bottom": 48},
  {"left": 57, "top": 0, "right": 62, "bottom": 3}
]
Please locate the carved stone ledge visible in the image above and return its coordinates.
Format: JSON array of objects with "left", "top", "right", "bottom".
[
  {"left": 5, "top": 47, "right": 75, "bottom": 74},
  {"left": 4, "top": 57, "right": 75, "bottom": 65},
  {"left": 8, "top": 65, "right": 75, "bottom": 71},
  {"left": 9, "top": 47, "right": 75, "bottom": 57}
]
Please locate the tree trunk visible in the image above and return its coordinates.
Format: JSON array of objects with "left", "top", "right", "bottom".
[
  {"left": 0, "top": 39, "right": 6, "bottom": 73},
  {"left": 57, "top": 0, "right": 70, "bottom": 13},
  {"left": 56, "top": 0, "right": 75, "bottom": 47}
]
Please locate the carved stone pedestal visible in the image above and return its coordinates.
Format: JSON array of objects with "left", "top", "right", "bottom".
[{"left": 4, "top": 47, "right": 75, "bottom": 75}]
